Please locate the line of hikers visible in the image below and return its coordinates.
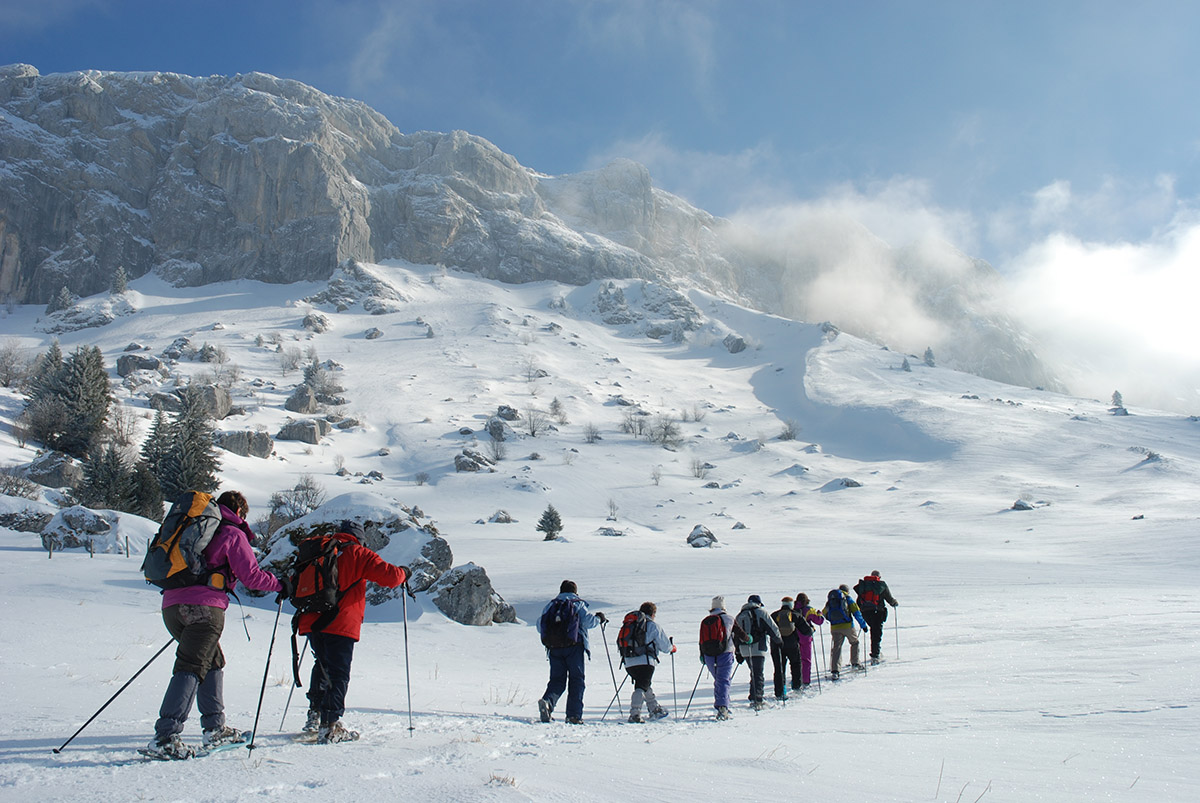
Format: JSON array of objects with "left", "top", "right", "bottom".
[{"left": 535, "top": 574, "right": 899, "bottom": 723}]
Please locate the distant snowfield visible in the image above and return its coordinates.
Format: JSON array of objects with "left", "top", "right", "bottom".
[{"left": 0, "top": 262, "right": 1197, "bottom": 801}]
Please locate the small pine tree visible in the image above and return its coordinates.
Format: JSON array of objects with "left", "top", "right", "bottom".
[
  {"left": 901, "top": 357, "right": 912, "bottom": 372},
  {"left": 1111, "top": 390, "right": 1124, "bottom": 409},
  {"left": 550, "top": 397, "right": 568, "bottom": 425},
  {"left": 923, "top": 347, "right": 936, "bottom": 368},
  {"left": 536, "top": 503, "right": 563, "bottom": 541},
  {"left": 130, "top": 459, "right": 165, "bottom": 521},
  {"left": 79, "top": 444, "right": 136, "bottom": 512},
  {"left": 111, "top": 265, "right": 128, "bottom": 295}
]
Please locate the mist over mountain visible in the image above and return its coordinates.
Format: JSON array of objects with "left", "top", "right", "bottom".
[{"left": 1, "top": 64, "right": 1060, "bottom": 392}]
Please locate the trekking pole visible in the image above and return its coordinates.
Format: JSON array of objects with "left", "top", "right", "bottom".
[
  {"left": 279, "top": 635, "right": 310, "bottom": 731},
  {"left": 812, "top": 641, "right": 822, "bottom": 694},
  {"left": 818, "top": 624, "right": 827, "bottom": 679},
  {"left": 402, "top": 581, "right": 415, "bottom": 736},
  {"left": 248, "top": 598, "right": 284, "bottom": 753},
  {"left": 895, "top": 607, "right": 901, "bottom": 660},
  {"left": 53, "top": 637, "right": 174, "bottom": 754},
  {"left": 599, "top": 620, "right": 622, "bottom": 716},
  {"left": 682, "top": 664, "right": 705, "bottom": 720},
  {"left": 600, "top": 674, "right": 629, "bottom": 721},
  {"left": 670, "top": 638, "right": 678, "bottom": 719}
]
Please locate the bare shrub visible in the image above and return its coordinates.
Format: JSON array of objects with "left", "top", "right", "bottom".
[
  {"left": 647, "top": 414, "right": 683, "bottom": 448},
  {"left": 414, "top": 471, "right": 431, "bottom": 486},
  {"left": 108, "top": 404, "right": 140, "bottom": 448},
  {"left": 583, "top": 422, "right": 601, "bottom": 444},
  {"left": 690, "top": 458, "right": 710, "bottom": 479},
  {"left": 0, "top": 466, "right": 40, "bottom": 499},
  {"left": 779, "top": 419, "right": 800, "bottom": 441},
  {"left": 0, "top": 338, "right": 29, "bottom": 387},
  {"left": 524, "top": 408, "right": 549, "bottom": 437},
  {"left": 279, "top": 346, "right": 303, "bottom": 375},
  {"left": 486, "top": 438, "right": 507, "bottom": 462},
  {"left": 650, "top": 465, "right": 663, "bottom": 486},
  {"left": 266, "top": 474, "right": 327, "bottom": 535}
]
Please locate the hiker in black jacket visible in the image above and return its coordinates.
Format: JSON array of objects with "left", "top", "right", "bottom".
[
  {"left": 769, "top": 597, "right": 805, "bottom": 697},
  {"left": 854, "top": 570, "right": 899, "bottom": 663}
]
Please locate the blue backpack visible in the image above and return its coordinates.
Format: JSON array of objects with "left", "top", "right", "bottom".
[
  {"left": 826, "top": 590, "right": 851, "bottom": 626},
  {"left": 540, "top": 597, "right": 581, "bottom": 648}
]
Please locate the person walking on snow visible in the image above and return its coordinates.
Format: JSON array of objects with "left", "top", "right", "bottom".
[
  {"left": 147, "top": 491, "right": 283, "bottom": 760},
  {"left": 793, "top": 593, "right": 824, "bottom": 686},
  {"left": 854, "top": 570, "right": 899, "bottom": 663},
  {"left": 536, "top": 580, "right": 604, "bottom": 724},
  {"left": 699, "top": 596, "right": 737, "bottom": 720},
  {"left": 296, "top": 520, "right": 410, "bottom": 744},
  {"left": 770, "top": 597, "right": 805, "bottom": 697},
  {"left": 735, "top": 595, "right": 782, "bottom": 710},
  {"left": 622, "top": 601, "right": 675, "bottom": 723},
  {"left": 823, "top": 585, "right": 868, "bottom": 680}
]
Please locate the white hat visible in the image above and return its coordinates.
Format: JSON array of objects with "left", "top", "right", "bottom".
[{"left": 711, "top": 595, "right": 725, "bottom": 611}]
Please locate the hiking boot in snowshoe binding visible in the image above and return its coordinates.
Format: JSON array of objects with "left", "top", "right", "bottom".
[
  {"left": 304, "top": 708, "right": 322, "bottom": 733},
  {"left": 538, "top": 698, "right": 553, "bottom": 723},
  {"left": 649, "top": 707, "right": 669, "bottom": 720},
  {"left": 143, "top": 734, "right": 196, "bottom": 760},
  {"left": 202, "top": 725, "right": 249, "bottom": 749},
  {"left": 565, "top": 716, "right": 584, "bottom": 725},
  {"left": 715, "top": 706, "right": 731, "bottom": 721},
  {"left": 627, "top": 712, "right": 644, "bottom": 723},
  {"left": 317, "top": 720, "right": 360, "bottom": 744}
]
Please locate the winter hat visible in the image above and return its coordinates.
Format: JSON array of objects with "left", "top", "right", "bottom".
[
  {"left": 748, "top": 594, "right": 763, "bottom": 606},
  {"left": 780, "top": 597, "right": 794, "bottom": 608},
  {"left": 711, "top": 595, "right": 725, "bottom": 611},
  {"left": 339, "top": 519, "right": 366, "bottom": 542}
]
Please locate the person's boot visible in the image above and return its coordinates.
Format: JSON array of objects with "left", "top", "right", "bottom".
[
  {"left": 202, "top": 725, "right": 249, "bottom": 749},
  {"left": 317, "top": 720, "right": 360, "bottom": 744},
  {"left": 304, "top": 708, "right": 322, "bottom": 733},
  {"left": 142, "top": 734, "right": 196, "bottom": 760},
  {"left": 538, "top": 698, "right": 553, "bottom": 723}
]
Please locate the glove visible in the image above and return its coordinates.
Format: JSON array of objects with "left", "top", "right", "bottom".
[
  {"left": 892, "top": 600, "right": 899, "bottom": 607},
  {"left": 397, "top": 565, "right": 411, "bottom": 584},
  {"left": 862, "top": 626, "right": 869, "bottom": 633},
  {"left": 671, "top": 645, "right": 678, "bottom": 654},
  {"left": 596, "top": 611, "right": 608, "bottom": 625},
  {"left": 274, "top": 574, "right": 294, "bottom": 605}
]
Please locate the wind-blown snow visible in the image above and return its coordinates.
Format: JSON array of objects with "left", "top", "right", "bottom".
[{"left": 0, "top": 262, "right": 1196, "bottom": 801}]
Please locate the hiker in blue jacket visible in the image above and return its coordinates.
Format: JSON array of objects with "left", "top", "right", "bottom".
[{"left": 536, "top": 580, "right": 603, "bottom": 724}]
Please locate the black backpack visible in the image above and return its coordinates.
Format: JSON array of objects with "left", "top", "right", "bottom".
[
  {"left": 617, "top": 611, "right": 656, "bottom": 662},
  {"left": 540, "top": 597, "right": 582, "bottom": 649},
  {"left": 288, "top": 533, "right": 359, "bottom": 686}
]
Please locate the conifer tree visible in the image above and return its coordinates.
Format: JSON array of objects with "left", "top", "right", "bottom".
[
  {"left": 79, "top": 444, "right": 136, "bottom": 512},
  {"left": 129, "top": 460, "right": 164, "bottom": 522},
  {"left": 923, "top": 347, "right": 936, "bottom": 368},
  {"left": 110, "top": 265, "right": 128, "bottom": 295},
  {"left": 54, "top": 346, "right": 112, "bottom": 457},
  {"left": 158, "top": 386, "right": 221, "bottom": 500},
  {"left": 536, "top": 503, "right": 563, "bottom": 541}
]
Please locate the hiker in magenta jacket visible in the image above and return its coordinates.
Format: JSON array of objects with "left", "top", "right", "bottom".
[
  {"left": 149, "top": 491, "right": 283, "bottom": 760},
  {"left": 794, "top": 593, "right": 824, "bottom": 686}
]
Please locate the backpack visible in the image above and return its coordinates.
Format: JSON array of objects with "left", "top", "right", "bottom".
[
  {"left": 288, "top": 533, "right": 361, "bottom": 686},
  {"left": 856, "top": 578, "right": 883, "bottom": 610},
  {"left": 794, "top": 608, "right": 815, "bottom": 637},
  {"left": 617, "top": 611, "right": 655, "bottom": 661},
  {"left": 772, "top": 608, "right": 797, "bottom": 637},
  {"left": 540, "top": 597, "right": 582, "bottom": 649},
  {"left": 735, "top": 609, "right": 763, "bottom": 647},
  {"left": 141, "top": 491, "right": 225, "bottom": 590},
  {"left": 699, "top": 613, "right": 730, "bottom": 656},
  {"left": 826, "top": 590, "right": 851, "bottom": 625}
]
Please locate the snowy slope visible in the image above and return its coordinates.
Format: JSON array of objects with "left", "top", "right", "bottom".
[{"left": 0, "top": 262, "right": 1197, "bottom": 801}]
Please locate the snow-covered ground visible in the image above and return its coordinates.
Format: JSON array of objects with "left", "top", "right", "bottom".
[{"left": 1, "top": 262, "right": 1197, "bottom": 801}]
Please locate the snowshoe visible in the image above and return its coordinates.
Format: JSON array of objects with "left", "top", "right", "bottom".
[
  {"left": 538, "top": 698, "right": 553, "bottom": 723},
  {"left": 139, "top": 735, "right": 196, "bottom": 761},
  {"left": 715, "top": 706, "right": 731, "bottom": 721},
  {"left": 303, "top": 708, "right": 322, "bottom": 733},
  {"left": 649, "top": 707, "right": 669, "bottom": 721},
  {"left": 627, "top": 712, "right": 644, "bottom": 724},
  {"left": 202, "top": 725, "right": 249, "bottom": 749},
  {"left": 317, "top": 720, "right": 359, "bottom": 744}
]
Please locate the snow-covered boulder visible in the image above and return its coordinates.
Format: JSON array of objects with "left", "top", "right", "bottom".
[
  {"left": 24, "top": 451, "right": 83, "bottom": 490},
  {"left": 284, "top": 384, "right": 320, "bottom": 413},
  {"left": 40, "top": 505, "right": 154, "bottom": 554},
  {"left": 276, "top": 418, "right": 330, "bottom": 444},
  {"left": 687, "top": 524, "right": 717, "bottom": 548},
  {"left": 214, "top": 429, "right": 274, "bottom": 458}
]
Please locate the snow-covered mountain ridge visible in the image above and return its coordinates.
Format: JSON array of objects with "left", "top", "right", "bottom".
[{"left": 1, "top": 64, "right": 1060, "bottom": 392}]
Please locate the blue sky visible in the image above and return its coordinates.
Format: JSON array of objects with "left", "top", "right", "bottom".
[{"left": 4, "top": 0, "right": 1200, "bottom": 404}]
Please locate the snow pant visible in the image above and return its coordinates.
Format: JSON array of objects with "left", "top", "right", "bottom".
[
  {"left": 704, "top": 651, "right": 735, "bottom": 709},
  {"left": 543, "top": 644, "right": 587, "bottom": 720},
  {"left": 830, "top": 627, "right": 860, "bottom": 673},
  {"left": 625, "top": 664, "right": 659, "bottom": 716},
  {"left": 307, "top": 631, "right": 356, "bottom": 726},
  {"left": 155, "top": 604, "right": 227, "bottom": 740},
  {"left": 745, "top": 654, "right": 767, "bottom": 703},
  {"left": 862, "top": 607, "right": 887, "bottom": 658},
  {"left": 798, "top": 634, "right": 815, "bottom": 685},
  {"left": 771, "top": 635, "right": 803, "bottom": 696}
]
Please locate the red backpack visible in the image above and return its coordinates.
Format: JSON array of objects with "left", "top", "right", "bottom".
[
  {"left": 617, "top": 611, "right": 654, "bottom": 661},
  {"left": 700, "top": 613, "right": 743, "bottom": 656}
]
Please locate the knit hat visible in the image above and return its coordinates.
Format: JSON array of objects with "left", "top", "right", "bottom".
[
  {"left": 339, "top": 519, "right": 366, "bottom": 542},
  {"left": 747, "top": 594, "right": 763, "bottom": 606},
  {"left": 711, "top": 595, "right": 725, "bottom": 611},
  {"left": 781, "top": 597, "right": 794, "bottom": 608}
]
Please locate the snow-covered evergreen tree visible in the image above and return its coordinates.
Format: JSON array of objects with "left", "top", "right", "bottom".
[
  {"left": 1111, "top": 390, "right": 1124, "bottom": 409},
  {"left": 110, "top": 265, "right": 128, "bottom": 295},
  {"left": 536, "top": 503, "right": 563, "bottom": 541},
  {"left": 923, "top": 347, "right": 936, "bottom": 367},
  {"left": 79, "top": 443, "right": 136, "bottom": 512},
  {"left": 158, "top": 386, "right": 221, "bottom": 499}
]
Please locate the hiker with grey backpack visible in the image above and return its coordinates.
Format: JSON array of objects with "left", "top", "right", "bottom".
[
  {"left": 142, "top": 490, "right": 283, "bottom": 760},
  {"left": 735, "top": 595, "right": 782, "bottom": 710},
  {"left": 616, "top": 602, "right": 675, "bottom": 723}
]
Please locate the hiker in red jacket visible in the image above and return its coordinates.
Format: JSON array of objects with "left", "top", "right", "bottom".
[
  {"left": 297, "top": 520, "right": 409, "bottom": 744},
  {"left": 147, "top": 490, "right": 283, "bottom": 760}
]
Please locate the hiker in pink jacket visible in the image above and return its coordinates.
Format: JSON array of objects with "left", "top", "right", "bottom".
[
  {"left": 147, "top": 490, "right": 282, "bottom": 760},
  {"left": 794, "top": 593, "right": 825, "bottom": 687}
]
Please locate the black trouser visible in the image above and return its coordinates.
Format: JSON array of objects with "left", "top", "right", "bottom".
[
  {"left": 307, "top": 632, "right": 356, "bottom": 726},
  {"left": 746, "top": 655, "right": 766, "bottom": 703},
  {"left": 862, "top": 608, "right": 887, "bottom": 658},
  {"left": 771, "top": 635, "right": 803, "bottom": 696}
]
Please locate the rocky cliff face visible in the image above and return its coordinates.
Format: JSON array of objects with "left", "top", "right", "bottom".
[{"left": 0, "top": 64, "right": 1062, "bottom": 391}]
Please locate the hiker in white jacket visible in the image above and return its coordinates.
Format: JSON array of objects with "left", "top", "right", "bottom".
[{"left": 621, "top": 601, "right": 675, "bottom": 723}]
